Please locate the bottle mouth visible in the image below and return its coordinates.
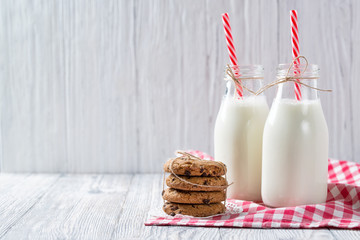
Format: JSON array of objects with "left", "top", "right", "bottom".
[
  {"left": 224, "top": 64, "right": 264, "bottom": 71},
  {"left": 224, "top": 64, "right": 264, "bottom": 78},
  {"left": 277, "top": 63, "right": 319, "bottom": 78}
]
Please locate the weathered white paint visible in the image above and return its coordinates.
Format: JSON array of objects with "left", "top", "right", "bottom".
[
  {"left": 2, "top": 174, "right": 133, "bottom": 239},
  {"left": 0, "top": 0, "right": 358, "bottom": 173},
  {"left": 0, "top": 173, "right": 358, "bottom": 239}
]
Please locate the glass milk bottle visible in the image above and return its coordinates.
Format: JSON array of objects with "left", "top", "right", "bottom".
[
  {"left": 214, "top": 65, "right": 269, "bottom": 202},
  {"left": 261, "top": 64, "right": 329, "bottom": 207}
]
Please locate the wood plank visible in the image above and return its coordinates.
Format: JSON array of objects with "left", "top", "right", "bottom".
[
  {"left": 2, "top": 174, "right": 132, "bottom": 240},
  {"left": 0, "top": 174, "right": 60, "bottom": 238},
  {"left": 0, "top": 173, "right": 31, "bottom": 192},
  {"left": 64, "top": 0, "right": 139, "bottom": 173},
  {"left": 0, "top": 0, "right": 68, "bottom": 172},
  {"left": 313, "top": 0, "right": 353, "bottom": 161},
  {"left": 111, "top": 174, "right": 166, "bottom": 239},
  {"left": 329, "top": 230, "right": 360, "bottom": 240},
  {"left": 145, "top": 227, "right": 220, "bottom": 240},
  {"left": 350, "top": 0, "right": 360, "bottom": 161},
  {"left": 219, "top": 228, "right": 336, "bottom": 240}
]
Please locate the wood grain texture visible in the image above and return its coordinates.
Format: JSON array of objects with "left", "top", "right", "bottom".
[
  {"left": 0, "top": 173, "right": 359, "bottom": 239},
  {"left": 2, "top": 174, "right": 132, "bottom": 239},
  {"left": 112, "top": 174, "right": 164, "bottom": 239},
  {"left": 220, "top": 228, "right": 335, "bottom": 240},
  {"left": 0, "top": 0, "right": 359, "bottom": 172},
  {"left": 0, "top": 174, "right": 60, "bottom": 238}
]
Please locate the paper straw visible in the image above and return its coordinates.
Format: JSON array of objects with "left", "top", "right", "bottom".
[
  {"left": 290, "top": 10, "right": 302, "bottom": 101},
  {"left": 222, "top": 13, "right": 243, "bottom": 97}
]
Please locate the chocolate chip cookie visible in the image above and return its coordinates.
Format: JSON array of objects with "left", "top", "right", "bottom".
[
  {"left": 163, "top": 157, "right": 226, "bottom": 177},
  {"left": 163, "top": 201, "right": 226, "bottom": 217},
  {"left": 166, "top": 174, "right": 227, "bottom": 191},
  {"left": 162, "top": 188, "right": 226, "bottom": 204}
]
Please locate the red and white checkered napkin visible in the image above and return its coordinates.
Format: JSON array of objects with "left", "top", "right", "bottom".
[{"left": 145, "top": 151, "right": 360, "bottom": 229}]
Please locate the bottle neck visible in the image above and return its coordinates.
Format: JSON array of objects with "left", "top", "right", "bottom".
[
  {"left": 275, "top": 79, "right": 319, "bottom": 101},
  {"left": 225, "top": 78, "right": 265, "bottom": 98},
  {"left": 224, "top": 65, "right": 264, "bottom": 99},
  {"left": 275, "top": 63, "right": 320, "bottom": 101}
]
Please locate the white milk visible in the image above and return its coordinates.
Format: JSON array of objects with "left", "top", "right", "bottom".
[
  {"left": 261, "top": 99, "right": 328, "bottom": 207},
  {"left": 214, "top": 96, "right": 269, "bottom": 201}
]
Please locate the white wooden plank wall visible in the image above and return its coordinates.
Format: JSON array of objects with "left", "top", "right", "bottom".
[{"left": 0, "top": 0, "right": 358, "bottom": 173}]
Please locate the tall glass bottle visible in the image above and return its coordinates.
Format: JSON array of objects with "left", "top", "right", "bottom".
[{"left": 214, "top": 65, "right": 269, "bottom": 201}]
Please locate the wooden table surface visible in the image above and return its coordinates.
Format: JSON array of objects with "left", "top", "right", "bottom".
[{"left": 0, "top": 174, "right": 359, "bottom": 240}]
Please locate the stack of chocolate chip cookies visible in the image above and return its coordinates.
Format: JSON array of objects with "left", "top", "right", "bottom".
[{"left": 162, "top": 152, "right": 228, "bottom": 217}]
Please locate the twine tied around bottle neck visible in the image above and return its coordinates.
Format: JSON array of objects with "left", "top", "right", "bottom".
[
  {"left": 225, "top": 56, "right": 332, "bottom": 96},
  {"left": 162, "top": 151, "right": 233, "bottom": 205},
  {"left": 225, "top": 66, "right": 263, "bottom": 95}
]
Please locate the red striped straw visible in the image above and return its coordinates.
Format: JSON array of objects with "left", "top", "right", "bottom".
[
  {"left": 290, "top": 10, "right": 302, "bottom": 100},
  {"left": 222, "top": 13, "right": 243, "bottom": 98}
]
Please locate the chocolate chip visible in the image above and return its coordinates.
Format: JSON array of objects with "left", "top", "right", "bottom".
[
  {"left": 170, "top": 205, "right": 179, "bottom": 211},
  {"left": 170, "top": 212, "right": 176, "bottom": 216},
  {"left": 201, "top": 172, "right": 208, "bottom": 177},
  {"left": 172, "top": 178, "right": 175, "bottom": 182},
  {"left": 200, "top": 166, "right": 204, "bottom": 173},
  {"left": 192, "top": 205, "right": 195, "bottom": 208},
  {"left": 203, "top": 180, "right": 208, "bottom": 185},
  {"left": 185, "top": 170, "right": 191, "bottom": 177},
  {"left": 203, "top": 199, "right": 210, "bottom": 204},
  {"left": 161, "top": 190, "right": 164, "bottom": 196}
]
